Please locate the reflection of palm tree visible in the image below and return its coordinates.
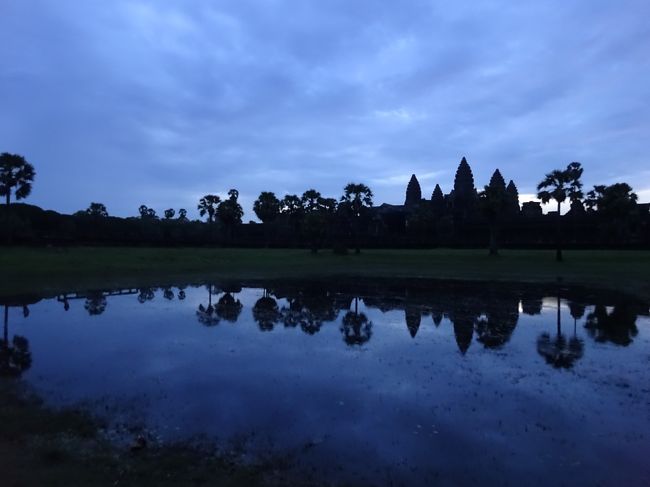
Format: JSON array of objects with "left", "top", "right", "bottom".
[
  {"left": 163, "top": 287, "right": 175, "bottom": 300},
  {"left": 340, "top": 297, "right": 372, "bottom": 346},
  {"left": 253, "top": 291, "right": 281, "bottom": 331},
  {"left": 177, "top": 286, "right": 186, "bottom": 300},
  {"left": 84, "top": 291, "right": 107, "bottom": 316},
  {"left": 584, "top": 304, "right": 639, "bottom": 346},
  {"left": 137, "top": 287, "right": 155, "bottom": 303},
  {"left": 475, "top": 295, "right": 519, "bottom": 349},
  {"left": 537, "top": 295, "right": 584, "bottom": 369},
  {"left": 1, "top": 305, "right": 32, "bottom": 377},
  {"left": 216, "top": 293, "right": 243, "bottom": 323},
  {"left": 196, "top": 284, "right": 220, "bottom": 327}
]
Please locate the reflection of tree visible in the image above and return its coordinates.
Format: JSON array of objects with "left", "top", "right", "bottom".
[
  {"left": 137, "top": 287, "right": 155, "bottom": 303},
  {"left": 537, "top": 295, "right": 584, "bottom": 369},
  {"left": 404, "top": 305, "right": 421, "bottom": 338},
  {"left": 584, "top": 305, "right": 639, "bottom": 346},
  {"left": 163, "top": 287, "right": 175, "bottom": 300},
  {"left": 177, "top": 287, "right": 186, "bottom": 300},
  {"left": 277, "top": 286, "right": 340, "bottom": 335},
  {"left": 216, "top": 293, "right": 242, "bottom": 323},
  {"left": 84, "top": 291, "right": 107, "bottom": 316},
  {"left": 196, "top": 284, "right": 219, "bottom": 327},
  {"left": 340, "top": 297, "right": 372, "bottom": 346},
  {"left": 1, "top": 305, "right": 32, "bottom": 378},
  {"left": 253, "top": 291, "right": 281, "bottom": 331},
  {"left": 475, "top": 295, "right": 519, "bottom": 349}
]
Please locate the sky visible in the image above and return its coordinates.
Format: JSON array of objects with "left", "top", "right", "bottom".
[{"left": 1, "top": 0, "right": 649, "bottom": 220}]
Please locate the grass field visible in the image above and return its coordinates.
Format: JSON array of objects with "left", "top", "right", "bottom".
[{"left": 1, "top": 247, "right": 649, "bottom": 300}]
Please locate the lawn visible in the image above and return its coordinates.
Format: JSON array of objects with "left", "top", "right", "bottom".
[{"left": 1, "top": 247, "right": 649, "bottom": 300}]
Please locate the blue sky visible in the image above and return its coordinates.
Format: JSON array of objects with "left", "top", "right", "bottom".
[{"left": 1, "top": 0, "right": 649, "bottom": 220}]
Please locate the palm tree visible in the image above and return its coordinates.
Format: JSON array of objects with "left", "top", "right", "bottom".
[
  {"left": 253, "top": 191, "right": 281, "bottom": 223},
  {"left": 198, "top": 195, "right": 221, "bottom": 224},
  {"left": 585, "top": 183, "right": 638, "bottom": 241},
  {"left": 340, "top": 183, "right": 373, "bottom": 254},
  {"left": 478, "top": 169, "right": 509, "bottom": 256},
  {"left": 537, "top": 162, "right": 584, "bottom": 262},
  {"left": 217, "top": 189, "right": 244, "bottom": 241},
  {"left": 164, "top": 208, "right": 176, "bottom": 219},
  {"left": 280, "top": 194, "right": 304, "bottom": 239},
  {"left": 196, "top": 284, "right": 220, "bottom": 327},
  {"left": 252, "top": 290, "right": 281, "bottom": 331},
  {"left": 85, "top": 202, "right": 108, "bottom": 217},
  {"left": 0, "top": 153, "right": 36, "bottom": 205},
  {"left": 177, "top": 208, "right": 188, "bottom": 221}
]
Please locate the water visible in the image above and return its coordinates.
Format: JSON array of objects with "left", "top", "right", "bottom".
[{"left": 2, "top": 279, "right": 649, "bottom": 485}]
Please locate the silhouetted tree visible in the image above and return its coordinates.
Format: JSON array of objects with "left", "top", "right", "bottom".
[
  {"left": 164, "top": 208, "right": 176, "bottom": 219},
  {"left": 217, "top": 189, "right": 244, "bottom": 240},
  {"left": 340, "top": 183, "right": 373, "bottom": 253},
  {"left": 478, "top": 169, "right": 509, "bottom": 256},
  {"left": 537, "top": 162, "right": 583, "bottom": 262},
  {"left": 302, "top": 191, "right": 337, "bottom": 252},
  {"left": 177, "top": 208, "right": 188, "bottom": 221},
  {"left": 585, "top": 183, "right": 638, "bottom": 240},
  {"left": 198, "top": 195, "right": 221, "bottom": 224},
  {"left": 0, "top": 152, "right": 35, "bottom": 205},
  {"left": 138, "top": 205, "right": 157, "bottom": 219},
  {"left": 253, "top": 191, "right": 281, "bottom": 224},
  {"left": 85, "top": 202, "right": 108, "bottom": 218},
  {"left": 280, "top": 194, "right": 304, "bottom": 235}
]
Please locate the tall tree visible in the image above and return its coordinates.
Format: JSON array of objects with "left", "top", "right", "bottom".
[
  {"left": 536, "top": 162, "right": 583, "bottom": 262},
  {"left": 217, "top": 189, "right": 244, "bottom": 240},
  {"left": 198, "top": 194, "right": 221, "bottom": 224},
  {"left": 280, "top": 194, "right": 304, "bottom": 235},
  {"left": 585, "top": 183, "right": 638, "bottom": 217},
  {"left": 253, "top": 191, "right": 281, "bottom": 223},
  {"left": 340, "top": 183, "right": 373, "bottom": 254},
  {"left": 177, "top": 208, "right": 188, "bottom": 221},
  {"left": 164, "top": 208, "right": 176, "bottom": 219},
  {"left": 138, "top": 205, "right": 157, "bottom": 219},
  {"left": 0, "top": 153, "right": 36, "bottom": 205},
  {"left": 85, "top": 202, "right": 108, "bottom": 217},
  {"left": 478, "top": 169, "right": 509, "bottom": 256},
  {"left": 303, "top": 192, "right": 337, "bottom": 253}
]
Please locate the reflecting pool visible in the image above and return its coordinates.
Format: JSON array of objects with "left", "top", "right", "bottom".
[{"left": 2, "top": 279, "right": 649, "bottom": 485}]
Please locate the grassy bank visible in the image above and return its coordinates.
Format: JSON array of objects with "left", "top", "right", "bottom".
[
  {"left": 0, "top": 381, "right": 291, "bottom": 487},
  {"left": 1, "top": 247, "right": 649, "bottom": 300}
]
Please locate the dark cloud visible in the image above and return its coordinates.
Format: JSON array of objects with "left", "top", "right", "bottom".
[{"left": 1, "top": 0, "right": 649, "bottom": 218}]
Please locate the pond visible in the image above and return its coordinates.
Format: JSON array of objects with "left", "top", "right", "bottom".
[{"left": 2, "top": 279, "right": 649, "bottom": 485}]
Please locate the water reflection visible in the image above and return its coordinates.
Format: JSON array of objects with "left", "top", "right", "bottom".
[
  {"left": 1, "top": 280, "right": 647, "bottom": 377},
  {"left": 1, "top": 300, "right": 36, "bottom": 377}
]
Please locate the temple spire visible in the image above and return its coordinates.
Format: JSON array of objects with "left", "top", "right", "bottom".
[{"left": 405, "top": 174, "right": 422, "bottom": 207}]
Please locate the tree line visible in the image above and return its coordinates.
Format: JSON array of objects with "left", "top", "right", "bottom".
[{"left": 1, "top": 152, "right": 646, "bottom": 254}]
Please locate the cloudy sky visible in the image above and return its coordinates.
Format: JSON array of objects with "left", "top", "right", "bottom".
[{"left": 2, "top": 0, "right": 649, "bottom": 220}]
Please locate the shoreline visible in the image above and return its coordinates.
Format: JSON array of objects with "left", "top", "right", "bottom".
[{"left": 2, "top": 247, "right": 649, "bottom": 301}]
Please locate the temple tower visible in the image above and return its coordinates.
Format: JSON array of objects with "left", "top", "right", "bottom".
[{"left": 405, "top": 174, "right": 422, "bottom": 207}]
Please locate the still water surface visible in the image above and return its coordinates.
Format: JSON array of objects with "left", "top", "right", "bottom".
[{"left": 2, "top": 279, "right": 649, "bottom": 485}]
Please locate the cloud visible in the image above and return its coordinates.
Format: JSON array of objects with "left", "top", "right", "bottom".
[{"left": 1, "top": 0, "right": 649, "bottom": 220}]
